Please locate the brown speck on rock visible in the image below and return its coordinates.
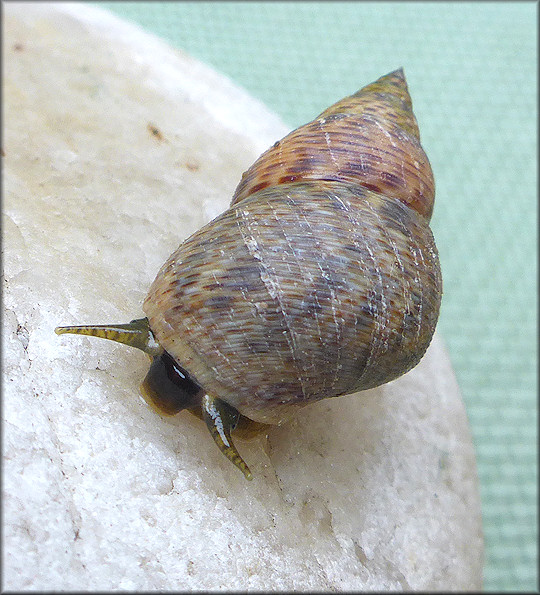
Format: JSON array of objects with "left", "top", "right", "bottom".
[
  {"left": 147, "top": 123, "right": 165, "bottom": 142},
  {"left": 1, "top": 148, "right": 5, "bottom": 157},
  {"left": 185, "top": 161, "right": 200, "bottom": 172},
  {"left": 13, "top": 43, "right": 24, "bottom": 51}
]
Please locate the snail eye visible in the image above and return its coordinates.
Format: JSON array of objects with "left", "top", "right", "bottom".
[{"left": 140, "top": 352, "right": 203, "bottom": 416}]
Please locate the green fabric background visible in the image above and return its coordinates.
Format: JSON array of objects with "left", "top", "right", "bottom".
[{"left": 95, "top": 2, "right": 537, "bottom": 590}]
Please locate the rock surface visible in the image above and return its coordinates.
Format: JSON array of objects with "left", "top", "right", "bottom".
[{"left": 3, "top": 3, "right": 483, "bottom": 590}]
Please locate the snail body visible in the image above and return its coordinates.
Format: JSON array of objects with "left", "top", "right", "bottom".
[{"left": 56, "top": 69, "right": 442, "bottom": 480}]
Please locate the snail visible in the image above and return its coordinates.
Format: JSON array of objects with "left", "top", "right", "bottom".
[{"left": 56, "top": 69, "right": 442, "bottom": 480}]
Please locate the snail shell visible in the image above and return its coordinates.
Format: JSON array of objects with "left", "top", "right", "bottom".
[
  {"left": 57, "top": 69, "right": 442, "bottom": 479},
  {"left": 143, "top": 68, "right": 442, "bottom": 425}
]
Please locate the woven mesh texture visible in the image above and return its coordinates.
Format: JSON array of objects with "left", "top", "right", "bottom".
[{"left": 97, "top": 2, "right": 537, "bottom": 590}]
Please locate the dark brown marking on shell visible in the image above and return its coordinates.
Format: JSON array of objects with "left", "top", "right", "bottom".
[
  {"left": 248, "top": 182, "right": 270, "bottom": 194},
  {"left": 279, "top": 175, "right": 299, "bottom": 184}
]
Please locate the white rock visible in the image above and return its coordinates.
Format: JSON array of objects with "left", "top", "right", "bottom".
[{"left": 3, "top": 2, "right": 483, "bottom": 590}]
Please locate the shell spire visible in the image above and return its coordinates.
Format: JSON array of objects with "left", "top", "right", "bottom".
[{"left": 231, "top": 68, "right": 435, "bottom": 220}]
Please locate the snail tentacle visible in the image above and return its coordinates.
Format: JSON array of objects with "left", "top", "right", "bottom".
[
  {"left": 55, "top": 317, "right": 163, "bottom": 357},
  {"left": 201, "top": 394, "right": 253, "bottom": 480}
]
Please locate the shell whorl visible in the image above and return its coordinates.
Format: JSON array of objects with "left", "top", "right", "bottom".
[
  {"left": 143, "top": 69, "right": 442, "bottom": 425},
  {"left": 232, "top": 69, "right": 435, "bottom": 220}
]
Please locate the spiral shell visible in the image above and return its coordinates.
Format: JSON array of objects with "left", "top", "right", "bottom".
[{"left": 143, "top": 69, "right": 442, "bottom": 425}]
